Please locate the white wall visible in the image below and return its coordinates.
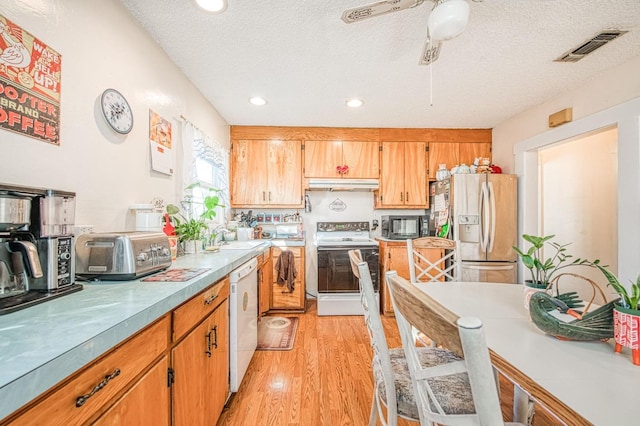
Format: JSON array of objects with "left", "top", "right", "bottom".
[
  {"left": 1, "top": 0, "right": 229, "bottom": 232},
  {"left": 540, "top": 128, "right": 618, "bottom": 302},
  {"left": 493, "top": 54, "right": 640, "bottom": 173},
  {"left": 493, "top": 53, "right": 640, "bottom": 287}
]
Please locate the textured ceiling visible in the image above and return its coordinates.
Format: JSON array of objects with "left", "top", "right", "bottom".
[{"left": 119, "top": 0, "right": 640, "bottom": 129}]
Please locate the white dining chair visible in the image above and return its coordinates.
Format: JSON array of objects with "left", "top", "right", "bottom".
[
  {"left": 348, "top": 250, "right": 475, "bottom": 426},
  {"left": 386, "top": 270, "right": 526, "bottom": 426},
  {"left": 407, "top": 237, "right": 461, "bottom": 283}
]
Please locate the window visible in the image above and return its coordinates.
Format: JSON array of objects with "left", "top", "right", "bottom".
[{"left": 182, "top": 121, "right": 229, "bottom": 224}]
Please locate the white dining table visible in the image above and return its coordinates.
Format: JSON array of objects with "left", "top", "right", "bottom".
[{"left": 414, "top": 282, "right": 638, "bottom": 426}]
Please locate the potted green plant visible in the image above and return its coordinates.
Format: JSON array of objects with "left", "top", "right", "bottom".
[
  {"left": 513, "top": 234, "right": 591, "bottom": 310},
  {"left": 593, "top": 263, "right": 640, "bottom": 365},
  {"left": 513, "top": 234, "right": 593, "bottom": 289},
  {"left": 165, "top": 183, "right": 225, "bottom": 253}
]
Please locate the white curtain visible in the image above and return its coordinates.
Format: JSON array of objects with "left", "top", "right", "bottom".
[{"left": 181, "top": 120, "right": 230, "bottom": 222}]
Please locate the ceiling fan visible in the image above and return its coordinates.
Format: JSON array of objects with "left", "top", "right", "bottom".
[{"left": 341, "top": 0, "right": 479, "bottom": 65}]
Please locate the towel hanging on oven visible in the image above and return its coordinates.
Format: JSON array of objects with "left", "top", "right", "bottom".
[{"left": 275, "top": 250, "right": 297, "bottom": 292}]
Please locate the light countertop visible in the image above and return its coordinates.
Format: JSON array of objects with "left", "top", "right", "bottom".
[
  {"left": 416, "top": 282, "right": 639, "bottom": 425},
  {"left": 0, "top": 240, "right": 281, "bottom": 420}
]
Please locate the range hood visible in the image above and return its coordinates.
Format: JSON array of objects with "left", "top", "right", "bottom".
[{"left": 307, "top": 178, "right": 379, "bottom": 191}]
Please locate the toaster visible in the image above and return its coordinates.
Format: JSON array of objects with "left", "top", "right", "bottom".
[{"left": 75, "top": 231, "right": 172, "bottom": 280}]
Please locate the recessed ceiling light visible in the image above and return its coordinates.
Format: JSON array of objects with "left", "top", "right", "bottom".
[
  {"left": 249, "top": 97, "right": 267, "bottom": 106},
  {"left": 195, "top": 0, "right": 227, "bottom": 13},
  {"left": 346, "top": 98, "right": 364, "bottom": 108}
]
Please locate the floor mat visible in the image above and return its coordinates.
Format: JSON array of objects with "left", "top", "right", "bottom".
[{"left": 257, "top": 316, "right": 299, "bottom": 351}]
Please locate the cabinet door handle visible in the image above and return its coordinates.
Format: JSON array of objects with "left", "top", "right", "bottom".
[
  {"left": 400, "top": 192, "right": 404, "bottom": 202},
  {"left": 205, "top": 329, "right": 213, "bottom": 357},
  {"left": 76, "top": 369, "right": 121, "bottom": 407},
  {"left": 268, "top": 192, "right": 272, "bottom": 201},
  {"left": 406, "top": 192, "right": 409, "bottom": 203},
  {"left": 212, "top": 325, "right": 218, "bottom": 349},
  {"left": 262, "top": 191, "right": 266, "bottom": 201},
  {"left": 204, "top": 293, "right": 219, "bottom": 305}
]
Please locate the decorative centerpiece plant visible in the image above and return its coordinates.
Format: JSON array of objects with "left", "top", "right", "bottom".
[
  {"left": 593, "top": 263, "right": 640, "bottom": 311},
  {"left": 592, "top": 262, "right": 640, "bottom": 365},
  {"left": 165, "top": 183, "right": 225, "bottom": 244},
  {"left": 513, "top": 234, "right": 593, "bottom": 289}
]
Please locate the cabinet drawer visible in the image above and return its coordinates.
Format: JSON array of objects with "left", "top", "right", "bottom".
[
  {"left": 271, "top": 280, "right": 304, "bottom": 309},
  {"left": 173, "top": 277, "right": 229, "bottom": 341},
  {"left": 8, "top": 315, "right": 170, "bottom": 426}
]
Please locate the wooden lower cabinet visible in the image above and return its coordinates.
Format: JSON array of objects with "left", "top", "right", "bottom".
[
  {"left": 258, "top": 250, "right": 273, "bottom": 316},
  {"left": 2, "top": 276, "right": 232, "bottom": 426},
  {"left": 378, "top": 240, "right": 443, "bottom": 315},
  {"left": 172, "top": 277, "right": 229, "bottom": 426},
  {"left": 2, "top": 316, "right": 171, "bottom": 426},
  {"left": 94, "top": 356, "right": 170, "bottom": 425},
  {"left": 270, "top": 246, "right": 305, "bottom": 311}
]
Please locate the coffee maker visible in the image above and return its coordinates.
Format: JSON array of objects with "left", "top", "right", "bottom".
[
  {"left": 29, "top": 188, "right": 78, "bottom": 292},
  {"left": 0, "top": 183, "right": 81, "bottom": 314}
]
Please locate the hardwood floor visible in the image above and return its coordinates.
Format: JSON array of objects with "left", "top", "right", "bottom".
[{"left": 217, "top": 300, "right": 557, "bottom": 426}]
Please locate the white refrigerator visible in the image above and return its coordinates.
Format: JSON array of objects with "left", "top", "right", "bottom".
[{"left": 430, "top": 174, "right": 518, "bottom": 283}]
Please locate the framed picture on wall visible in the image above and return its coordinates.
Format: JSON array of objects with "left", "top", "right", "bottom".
[{"left": 149, "top": 109, "right": 174, "bottom": 175}]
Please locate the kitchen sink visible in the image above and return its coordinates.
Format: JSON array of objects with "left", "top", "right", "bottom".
[{"left": 218, "top": 240, "right": 268, "bottom": 250}]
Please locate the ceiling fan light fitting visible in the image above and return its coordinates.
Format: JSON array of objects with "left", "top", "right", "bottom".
[
  {"left": 427, "top": 0, "right": 470, "bottom": 41},
  {"left": 346, "top": 99, "right": 364, "bottom": 108},
  {"left": 195, "top": 0, "right": 228, "bottom": 13}
]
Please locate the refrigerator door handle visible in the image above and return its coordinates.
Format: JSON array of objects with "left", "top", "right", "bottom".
[
  {"left": 480, "top": 181, "right": 490, "bottom": 252},
  {"left": 488, "top": 181, "right": 497, "bottom": 253},
  {"left": 463, "top": 264, "right": 515, "bottom": 271}
]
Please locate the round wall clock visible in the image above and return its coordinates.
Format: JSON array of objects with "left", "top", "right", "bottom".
[{"left": 100, "top": 88, "right": 134, "bottom": 134}]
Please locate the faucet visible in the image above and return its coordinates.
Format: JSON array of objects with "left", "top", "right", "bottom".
[{"left": 209, "top": 223, "right": 229, "bottom": 245}]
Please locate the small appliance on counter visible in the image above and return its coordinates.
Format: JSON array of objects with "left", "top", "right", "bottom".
[
  {"left": 0, "top": 183, "right": 82, "bottom": 314},
  {"left": 75, "top": 231, "right": 171, "bottom": 280},
  {"left": 380, "top": 215, "right": 429, "bottom": 240}
]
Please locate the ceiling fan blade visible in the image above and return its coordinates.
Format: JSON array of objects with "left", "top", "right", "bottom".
[
  {"left": 419, "top": 36, "right": 442, "bottom": 65},
  {"left": 341, "top": 0, "right": 426, "bottom": 24}
]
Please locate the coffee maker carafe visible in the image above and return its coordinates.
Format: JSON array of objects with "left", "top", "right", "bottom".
[
  {"left": 30, "top": 189, "right": 77, "bottom": 292},
  {"left": 0, "top": 194, "right": 44, "bottom": 298}
]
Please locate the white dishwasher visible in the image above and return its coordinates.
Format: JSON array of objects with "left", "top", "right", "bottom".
[{"left": 229, "top": 257, "right": 258, "bottom": 392}]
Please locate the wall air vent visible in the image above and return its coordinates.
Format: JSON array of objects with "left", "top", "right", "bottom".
[{"left": 554, "top": 30, "right": 628, "bottom": 63}]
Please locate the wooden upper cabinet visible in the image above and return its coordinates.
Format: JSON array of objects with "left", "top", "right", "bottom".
[
  {"left": 268, "top": 140, "right": 303, "bottom": 205},
  {"left": 428, "top": 142, "right": 492, "bottom": 180},
  {"left": 459, "top": 142, "right": 491, "bottom": 168},
  {"left": 428, "top": 142, "right": 459, "bottom": 181},
  {"left": 378, "top": 141, "right": 427, "bottom": 208},
  {"left": 304, "top": 140, "right": 379, "bottom": 179},
  {"left": 231, "top": 139, "right": 303, "bottom": 207}
]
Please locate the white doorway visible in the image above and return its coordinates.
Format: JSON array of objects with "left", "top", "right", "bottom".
[{"left": 538, "top": 127, "right": 618, "bottom": 301}]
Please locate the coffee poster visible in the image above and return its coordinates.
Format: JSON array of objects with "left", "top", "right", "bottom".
[{"left": 0, "top": 15, "right": 61, "bottom": 145}]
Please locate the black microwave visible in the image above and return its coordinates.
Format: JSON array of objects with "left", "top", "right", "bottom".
[{"left": 380, "top": 215, "right": 429, "bottom": 240}]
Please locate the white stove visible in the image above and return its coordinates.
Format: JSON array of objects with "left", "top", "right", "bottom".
[
  {"left": 315, "top": 222, "right": 379, "bottom": 316},
  {"left": 314, "top": 221, "right": 379, "bottom": 247}
]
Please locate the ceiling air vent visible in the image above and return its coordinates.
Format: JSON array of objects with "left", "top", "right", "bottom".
[{"left": 554, "top": 30, "right": 628, "bottom": 63}]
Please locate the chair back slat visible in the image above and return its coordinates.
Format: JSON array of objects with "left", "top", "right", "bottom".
[
  {"left": 386, "top": 271, "right": 463, "bottom": 356},
  {"left": 407, "top": 237, "right": 461, "bottom": 283}
]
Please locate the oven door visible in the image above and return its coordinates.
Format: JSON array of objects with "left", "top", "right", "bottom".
[{"left": 317, "top": 246, "right": 379, "bottom": 293}]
